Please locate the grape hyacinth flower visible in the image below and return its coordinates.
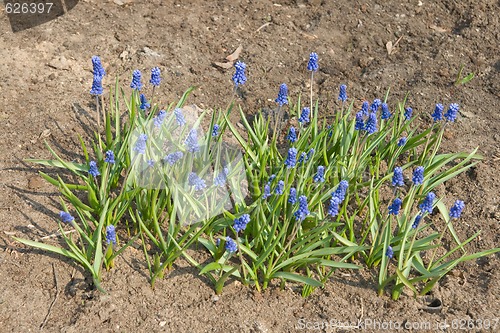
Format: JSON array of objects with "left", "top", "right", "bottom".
[
  {"left": 364, "top": 112, "right": 378, "bottom": 134},
  {"left": 449, "top": 200, "right": 465, "bottom": 218},
  {"left": 355, "top": 111, "right": 365, "bottom": 131},
  {"left": 397, "top": 137, "right": 407, "bottom": 147},
  {"left": 262, "top": 184, "right": 271, "bottom": 199},
  {"left": 154, "top": 110, "right": 167, "bottom": 128},
  {"left": 388, "top": 198, "right": 403, "bottom": 215},
  {"left": 419, "top": 192, "right": 436, "bottom": 214},
  {"left": 361, "top": 101, "right": 370, "bottom": 116},
  {"left": 174, "top": 107, "right": 186, "bottom": 126},
  {"left": 164, "top": 151, "right": 183, "bottom": 166},
  {"left": 139, "top": 94, "right": 150, "bottom": 110},
  {"left": 338, "top": 84, "right": 347, "bottom": 102},
  {"left": 412, "top": 166, "right": 424, "bottom": 185},
  {"left": 150, "top": 67, "right": 161, "bottom": 87},
  {"left": 386, "top": 246, "right": 394, "bottom": 259},
  {"left": 411, "top": 214, "right": 423, "bottom": 229},
  {"left": 104, "top": 150, "right": 115, "bottom": 164},
  {"left": 213, "top": 167, "right": 229, "bottom": 187},
  {"left": 90, "top": 75, "right": 103, "bottom": 96},
  {"left": 431, "top": 103, "right": 444, "bottom": 122},
  {"left": 298, "top": 152, "right": 307, "bottom": 164},
  {"left": 298, "top": 107, "right": 310, "bottom": 124},
  {"left": 212, "top": 124, "right": 220, "bottom": 137},
  {"left": 185, "top": 128, "right": 200, "bottom": 153},
  {"left": 88, "top": 161, "right": 100, "bottom": 177},
  {"left": 232, "top": 61, "right": 247, "bottom": 87},
  {"left": 106, "top": 225, "right": 117, "bottom": 245},
  {"left": 333, "top": 180, "right": 349, "bottom": 202},
  {"left": 404, "top": 107, "right": 413, "bottom": 120},
  {"left": 188, "top": 172, "right": 206, "bottom": 191},
  {"left": 59, "top": 211, "right": 74, "bottom": 224},
  {"left": 288, "top": 187, "right": 297, "bottom": 204},
  {"left": 313, "top": 166, "right": 325, "bottom": 183},
  {"left": 275, "top": 180, "right": 285, "bottom": 195},
  {"left": 381, "top": 103, "right": 391, "bottom": 120},
  {"left": 268, "top": 174, "right": 276, "bottom": 184},
  {"left": 371, "top": 99, "right": 381, "bottom": 113},
  {"left": 392, "top": 166, "right": 404, "bottom": 187},
  {"left": 147, "top": 159, "right": 155, "bottom": 167},
  {"left": 130, "top": 69, "right": 142, "bottom": 90},
  {"left": 233, "top": 214, "right": 251, "bottom": 233},
  {"left": 307, "top": 52, "right": 318, "bottom": 72},
  {"left": 444, "top": 103, "right": 459, "bottom": 122},
  {"left": 284, "top": 148, "right": 298, "bottom": 168},
  {"left": 294, "top": 195, "right": 310, "bottom": 222},
  {"left": 225, "top": 236, "right": 238, "bottom": 253},
  {"left": 275, "top": 83, "right": 288, "bottom": 106},
  {"left": 215, "top": 238, "right": 221, "bottom": 247},
  {"left": 328, "top": 196, "right": 341, "bottom": 217},
  {"left": 287, "top": 127, "right": 297, "bottom": 143},
  {"left": 133, "top": 134, "right": 148, "bottom": 155},
  {"left": 91, "top": 56, "right": 106, "bottom": 78}
]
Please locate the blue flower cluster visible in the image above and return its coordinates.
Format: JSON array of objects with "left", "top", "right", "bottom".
[
  {"left": 139, "top": 94, "right": 150, "bottom": 110},
  {"left": 233, "top": 214, "right": 251, "bottom": 233},
  {"left": 338, "top": 84, "right": 347, "bottom": 102},
  {"left": 419, "top": 192, "right": 435, "bottom": 214},
  {"left": 185, "top": 129, "right": 200, "bottom": 153},
  {"left": 288, "top": 187, "right": 297, "bottom": 204},
  {"left": 276, "top": 83, "right": 288, "bottom": 106},
  {"left": 212, "top": 124, "right": 220, "bottom": 137},
  {"left": 133, "top": 134, "right": 148, "bottom": 155},
  {"left": 104, "top": 150, "right": 115, "bottom": 164},
  {"left": 232, "top": 61, "right": 247, "bottom": 86},
  {"left": 275, "top": 180, "right": 285, "bottom": 195},
  {"left": 449, "top": 200, "right": 465, "bottom": 218},
  {"left": 392, "top": 166, "right": 404, "bottom": 187},
  {"left": 106, "top": 225, "right": 117, "bottom": 245},
  {"left": 59, "top": 211, "right": 74, "bottom": 223},
  {"left": 388, "top": 198, "right": 403, "bottom": 215},
  {"left": 225, "top": 236, "right": 238, "bottom": 253},
  {"left": 90, "top": 56, "right": 105, "bottom": 96},
  {"left": 412, "top": 166, "right": 424, "bottom": 185},
  {"left": 287, "top": 127, "right": 297, "bottom": 143},
  {"left": 88, "top": 160, "right": 100, "bottom": 177},
  {"left": 284, "top": 148, "right": 298, "bottom": 168},
  {"left": 386, "top": 246, "right": 394, "bottom": 259},
  {"left": 298, "top": 107, "right": 310, "bottom": 124},
  {"left": 130, "top": 69, "right": 142, "bottom": 91},
  {"left": 174, "top": 108, "right": 186, "bottom": 126},
  {"left": 313, "top": 166, "right": 325, "bottom": 183},
  {"left": 150, "top": 67, "right": 161, "bottom": 87},
  {"left": 307, "top": 52, "right": 318, "bottom": 72},
  {"left": 328, "top": 180, "right": 349, "bottom": 217},
  {"left": 294, "top": 195, "right": 310, "bottom": 221},
  {"left": 188, "top": 172, "right": 206, "bottom": 191},
  {"left": 214, "top": 167, "right": 229, "bottom": 187},
  {"left": 164, "top": 151, "right": 183, "bottom": 166},
  {"left": 154, "top": 110, "right": 167, "bottom": 128},
  {"left": 381, "top": 103, "right": 391, "bottom": 120}
]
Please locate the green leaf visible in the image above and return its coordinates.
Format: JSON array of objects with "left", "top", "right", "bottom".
[{"left": 271, "top": 272, "right": 323, "bottom": 287}]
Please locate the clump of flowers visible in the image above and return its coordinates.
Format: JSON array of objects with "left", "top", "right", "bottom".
[{"left": 16, "top": 52, "right": 495, "bottom": 302}]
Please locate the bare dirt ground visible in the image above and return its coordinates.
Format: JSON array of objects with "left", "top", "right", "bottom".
[{"left": 0, "top": 0, "right": 499, "bottom": 332}]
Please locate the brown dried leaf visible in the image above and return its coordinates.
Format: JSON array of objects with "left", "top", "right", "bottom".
[
  {"left": 429, "top": 24, "right": 448, "bottom": 33},
  {"left": 226, "top": 45, "right": 243, "bottom": 62},
  {"left": 386, "top": 41, "right": 393, "bottom": 55},
  {"left": 213, "top": 61, "right": 234, "bottom": 69}
]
